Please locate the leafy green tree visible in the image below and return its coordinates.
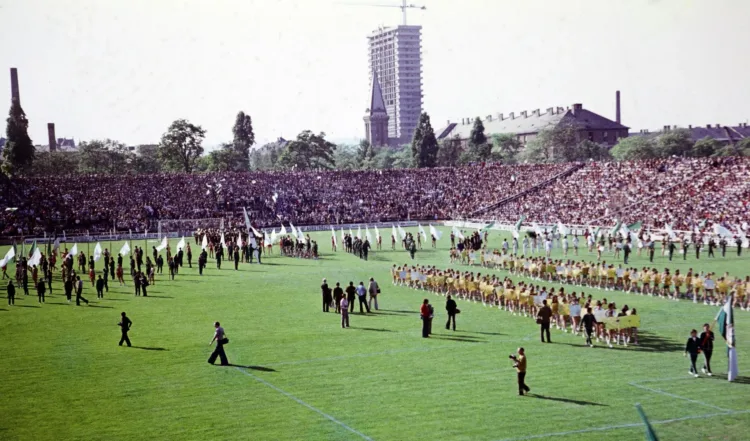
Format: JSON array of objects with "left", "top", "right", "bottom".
[
  {"left": 2, "top": 99, "right": 35, "bottom": 176},
  {"left": 392, "top": 145, "right": 414, "bottom": 168},
  {"left": 32, "top": 151, "right": 79, "bottom": 176},
  {"left": 656, "top": 128, "right": 693, "bottom": 157},
  {"left": 132, "top": 144, "right": 162, "bottom": 174},
  {"left": 232, "top": 111, "right": 255, "bottom": 170},
  {"left": 333, "top": 144, "right": 360, "bottom": 170},
  {"left": 373, "top": 148, "right": 397, "bottom": 169},
  {"left": 521, "top": 122, "right": 581, "bottom": 163},
  {"left": 411, "top": 112, "right": 439, "bottom": 167},
  {"left": 491, "top": 133, "right": 522, "bottom": 163},
  {"left": 78, "top": 139, "right": 132, "bottom": 174},
  {"left": 437, "top": 134, "right": 462, "bottom": 166},
  {"left": 566, "top": 139, "right": 612, "bottom": 162},
  {"left": 610, "top": 136, "right": 658, "bottom": 161},
  {"left": 278, "top": 130, "right": 336, "bottom": 170},
  {"left": 691, "top": 136, "right": 721, "bottom": 157},
  {"left": 357, "top": 139, "right": 374, "bottom": 164},
  {"left": 206, "top": 143, "right": 246, "bottom": 171},
  {"left": 468, "top": 117, "right": 491, "bottom": 160},
  {"left": 158, "top": 119, "right": 206, "bottom": 172}
]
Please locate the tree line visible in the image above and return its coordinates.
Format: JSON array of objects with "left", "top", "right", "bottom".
[{"left": 3, "top": 98, "right": 748, "bottom": 178}]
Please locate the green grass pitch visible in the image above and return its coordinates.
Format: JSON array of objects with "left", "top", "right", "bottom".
[{"left": 1, "top": 226, "right": 749, "bottom": 441}]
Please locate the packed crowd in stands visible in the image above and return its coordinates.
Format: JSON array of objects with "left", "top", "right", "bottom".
[
  {"left": 0, "top": 164, "right": 565, "bottom": 236},
  {"left": 1, "top": 157, "right": 748, "bottom": 237},
  {"left": 488, "top": 157, "right": 750, "bottom": 230}
]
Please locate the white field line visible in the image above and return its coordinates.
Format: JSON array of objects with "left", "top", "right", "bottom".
[
  {"left": 493, "top": 409, "right": 750, "bottom": 441},
  {"left": 628, "top": 379, "right": 734, "bottom": 412},
  {"left": 236, "top": 367, "right": 374, "bottom": 441}
]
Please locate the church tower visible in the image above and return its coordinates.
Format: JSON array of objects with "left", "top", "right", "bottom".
[{"left": 363, "top": 71, "right": 390, "bottom": 147}]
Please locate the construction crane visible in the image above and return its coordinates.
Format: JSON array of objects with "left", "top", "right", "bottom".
[{"left": 339, "top": 0, "right": 426, "bottom": 26}]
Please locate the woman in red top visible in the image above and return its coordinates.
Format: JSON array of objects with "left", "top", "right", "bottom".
[{"left": 420, "top": 299, "right": 431, "bottom": 338}]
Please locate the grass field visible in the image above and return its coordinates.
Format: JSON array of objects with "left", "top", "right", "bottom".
[{"left": 1, "top": 226, "right": 749, "bottom": 441}]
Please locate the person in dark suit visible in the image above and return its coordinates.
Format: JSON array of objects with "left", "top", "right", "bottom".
[
  {"left": 96, "top": 275, "right": 105, "bottom": 298},
  {"left": 36, "top": 278, "right": 46, "bottom": 303},
  {"left": 537, "top": 300, "right": 553, "bottom": 343},
  {"left": 102, "top": 267, "right": 109, "bottom": 293},
  {"left": 321, "top": 279, "right": 332, "bottom": 312},
  {"left": 216, "top": 244, "right": 223, "bottom": 269},
  {"left": 668, "top": 241, "right": 676, "bottom": 261},
  {"left": 118, "top": 312, "right": 132, "bottom": 347},
  {"left": 134, "top": 272, "right": 142, "bottom": 296},
  {"left": 699, "top": 323, "right": 714, "bottom": 376},
  {"left": 333, "top": 282, "right": 344, "bottom": 314},
  {"left": 345, "top": 282, "right": 356, "bottom": 314},
  {"left": 445, "top": 295, "right": 458, "bottom": 331},
  {"left": 168, "top": 258, "right": 176, "bottom": 280},
  {"left": 186, "top": 244, "right": 192, "bottom": 268},
  {"left": 64, "top": 276, "right": 73, "bottom": 303},
  {"left": 140, "top": 274, "right": 149, "bottom": 297},
  {"left": 7, "top": 280, "right": 15, "bottom": 305},
  {"left": 75, "top": 276, "right": 89, "bottom": 306},
  {"left": 581, "top": 307, "right": 598, "bottom": 347},
  {"left": 208, "top": 321, "right": 229, "bottom": 366},
  {"left": 685, "top": 329, "right": 701, "bottom": 377},
  {"left": 234, "top": 247, "right": 240, "bottom": 270}
]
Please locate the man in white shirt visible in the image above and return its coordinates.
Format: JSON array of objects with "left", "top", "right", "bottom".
[
  {"left": 356, "top": 282, "right": 370, "bottom": 313},
  {"left": 208, "top": 321, "right": 229, "bottom": 366}
]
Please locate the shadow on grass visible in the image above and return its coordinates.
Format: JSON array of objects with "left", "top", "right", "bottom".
[
  {"left": 636, "top": 331, "right": 684, "bottom": 353},
  {"left": 15, "top": 304, "right": 41, "bottom": 308},
  {"left": 0, "top": 308, "right": 7, "bottom": 311},
  {"left": 456, "top": 330, "right": 505, "bottom": 336},
  {"left": 429, "top": 334, "right": 486, "bottom": 343},
  {"left": 351, "top": 327, "right": 394, "bottom": 332},
  {"left": 105, "top": 298, "right": 129, "bottom": 301},
  {"left": 132, "top": 346, "right": 168, "bottom": 351},
  {"left": 88, "top": 304, "right": 114, "bottom": 309},
  {"left": 370, "top": 311, "right": 410, "bottom": 316},
  {"left": 379, "top": 309, "right": 415, "bottom": 314},
  {"left": 143, "top": 295, "right": 174, "bottom": 299},
  {"left": 528, "top": 394, "right": 608, "bottom": 406},
  {"left": 703, "top": 375, "right": 750, "bottom": 385},
  {"left": 230, "top": 364, "right": 277, "bottom": 372}
]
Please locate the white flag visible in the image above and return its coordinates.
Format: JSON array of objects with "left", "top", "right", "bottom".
[
  {"left": 397, "top": 225, "right": 406, "bottom": 239},
  {"left": 341, "top": 227, "right": 345, "bottom": 244},
  {"left": 93, "top": 242, "right": 103, "bottom": 261},
  {"left": 271, "top": 229, "right": 278, "bottom": 244},
  {"left": 532, "top": 222, "right": 543, "bottom": 236},
  {"left": 0, "top": 246, "right": 16, "bottom": 267},
  {"left": 177, "top": 236, "right": 186, "bottom": 251},
  {"left": 714, "top": 224, "right": 733, "bottom": 239},
  {"left": 219, "top": 232, "right": 227, "bottom": 249},
  {"left": 297, "top": 227, "right": 305, "bottom": 242},
  {"left": 235, "top": 234, "right": 242, "bottom": 248},
  {"left": 664, "top": 223, "right": 677, "bottom": 240},
  {"left": 365, "top": 226, "right": 373, "bottom": 243},
  {"left": 557, "top": 222, "right": 569, "bottom": 236},
  {"left": 264, "top": 231, "right": 270, "bottom": 245},
  {"left": 280, "top": 224, "right": 288, "bottom": 235},
  {"left": 512, "top": 229, "right": 520, "bottom": 239},
  {"left": 290, "top": 223, "right": 298, "bottom": 238},
  {"left": 28, "top": 247, "right": 42, "bottom": 266},
  {"left": 418, "top": 224, "right": 427, "bottom": 241},
  {"left": 356, "top": 226, "right": 361, "bottom": 240},
  {"left": 156, "top": 236, "right": 168, "bottom": 252},
  {"left": 374, "top": 226, "right": 381, "bottom": 241},
  {"left": 120, "top": 241, "right": 131, "bottom": 256},
  {"left": 392, "top": 224, "right": 397, "bottom": 239},
  {"left": 331, "top": 227, "right": 337, "bottom": 246},
  {"left": 250, "top": 225, "right": 262, "bottom": 238},
  {"left": 429, "top": 224, "right": 442, "bottom": 240},
  {"left": 68, "top": 244, "right": 78, "bottom": 259},
  {"left": 52, "top": 237, "right": 60, "bottom": 253},
  {"left": 201, "top": 234, "right": 208, "bottom": 251},
  {"left": 452, "top": 226, "right": 464, "bottom": 240},
  {"left": 349, "top": 227, "right": 354, "bottom": 239}
]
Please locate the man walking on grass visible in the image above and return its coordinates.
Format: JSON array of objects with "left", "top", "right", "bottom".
[
  {"left": 118, "top": 312, "right": 132, "bottom": 347},
  {"left": 357, "top": 281, "right": 370, "bottom": 313},
  {"left": 208, "top": 321, "right": 229, "bottom": 366},
  {"left": 368, "top": 277, "right": 380, "bottom": 311}
]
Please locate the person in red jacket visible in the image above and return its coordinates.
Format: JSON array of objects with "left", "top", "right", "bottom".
[{"left": 420, "top": 299, "right": 431, "bottom": 338}]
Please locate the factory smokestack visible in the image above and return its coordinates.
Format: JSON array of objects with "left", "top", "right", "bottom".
[
  {"left": 616, "top": 90, "right": 621, "bottom": 124},
  {"left": 48, "top": 123, "right": 57, "bottom": 152},
  {"left": 10, "top": 67, "right": 20, "bottom": 103}
]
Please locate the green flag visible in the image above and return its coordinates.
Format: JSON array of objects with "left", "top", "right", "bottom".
[
  {"left": 514, "top": 216, "right": 526, "bottom": 232},
  {"left": 28, "top": 240, "right": 36, "bottom": 258},
  {"left": 610, "top": 220, "right": 622, "bottom": 236},
  {"left": 480, "top": 222, "right": 495, "bottom": 233},
  {"left": 627, "top": 221, "right": 642, "bottom": 231},
  {"left": 635, "top": 404, "right": 659, "bottom": 441}
]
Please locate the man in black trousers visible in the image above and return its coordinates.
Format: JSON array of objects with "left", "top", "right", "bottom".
[
  {"left": 345, "top": 281, "right": 356, "bottom": 314},
  {"left": 134, "top": 272, "right": 142, "bottom": 296},
  {"left": 7, "top": 280, "right": 15, "bottom": 306},
  {"left": 208, "top": 321, "right": 229, "bottom": 366},
  {"left": 537, "top": 300, "right": 553, "bottom": 343},
  {"left": 118, "top": 312, "right": 132, "bottom": 346},
  {"left": 234, "top": 246, "right": 240, "bottom": 270},
  {"left": 511, "top": 347, "right": 530, "bottom": 396},
  {"left": 445, "top": 295, "right": 458, "bottom": 331},
  {"left": 321, "top": 278, "right": 331, "bottom": 312},
  {"left": 685, "top": 329, "right": 701, "bottom": 377},
  {"left": 75, "top": 276, "right": 89, "bottom": 306},
  {"left": 700, "top": 323, "right": 714, "bottom": 376},
  {"left": 36, "top": 278, "right": 46, "bottom": 303},
  {"left": 96, "top": 275, "right": 105, "bottom": 298}
]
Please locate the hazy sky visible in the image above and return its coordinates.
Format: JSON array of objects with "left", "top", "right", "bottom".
[{"left": 2, "top": 0, "right": 749, "bottom": 148}]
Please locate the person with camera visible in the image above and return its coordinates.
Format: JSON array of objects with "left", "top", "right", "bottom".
[
  {"left": 537, "top": 299, "right": 553, "bottom": 343},
  {"left": 510, "top": 348, "right": 530, "bottom": 396},
  {"left": 208, "top": 321, "right": 229, "bottom": 366}
]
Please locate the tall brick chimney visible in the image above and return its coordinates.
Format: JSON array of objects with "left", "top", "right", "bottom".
[
  {"left": 48, "top": 123, "right": 57, "bottom": 152},
  {"left": 10, "top": 67, "right": 20, "bottom": 103},
  {"left": 616, "top": 90, "right": 621, "bottom": 124}
]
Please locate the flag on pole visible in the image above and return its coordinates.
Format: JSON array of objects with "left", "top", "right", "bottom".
[
  {"left": 290, "top": 223, "right": 298, "bottom": 238},
  {"left": 664, "top": 223, "right": 677, "bottom": 240},
  {"left": 429, "top": 224, "right": 442, "bottom": 240},
  {"left": 627, "top": 221, "right": 642, "bottom": 232},
  {"left": 280, "top": 224, "right": 288, "bottom": 235},
  {"left": 452, "top": 225, "right": 464, "bottom": 240},
  {"left": 392, "top": 225, "right": 397, "bottom": 240},
  {"left": 235, "top": 233, "right": 242, "bottom": 248},
  {"left": 480, "top": 222, "right": 496, "bottom": 233},
  {"left": 0, "top": 246, "right": 15, "bottom": 268},
  {"left": 219, "top": 232, "right": 227, "bottom": 249},
  {"left": 271, "top": 229, "right": 278, "bottom": 244},
  {"left": 297, "top": 227, "right": 305, "bottom": 242},
  {"left": 201, "top": 234, "right": 208, "bottom": 251},
  {"left": 515, "top": 216, "right": 526, "bottom": 232},
  {"left": 52, "top": 237, "right": 61, "bottom": 254},
  {"left": 264, "top": 231, "right": 270, "bottom": 245},
  {"left": 374, "top": 226, "right": 381, "bottom": 242},
  {"left": 356, "top": 226, "right": 362, "bottom": 240},
  {"left": 365, "top": 226, "right": 372, "bottom": 243},
  {"left": 68, "top": 244, "right": 78, "bottom": 259},
  {"left": 714, "top": 224, "right": 733, "bottom": 239},
  {"left": 250, "top": 225, "right": 262, "bottom": 238},
  {"left": 418, "top": 224, "right": 427, "bottom": 241},
  {"left": 243, "top": 207, "right": 252, "bottom": 232},
  {"left": 397, "top": 225, "right": 406, "bottom": 239},
  {"left": 28, "top": 240, "right": 37, "bottom": 258},
  {"left": 716, "top": 294, "right": 738, "bottom": 381},
  {"left": 156, "top": 236, "right": 168, "bottom": 252},
  {"left": 610, "top": 220, "right": 622, "bottom": 237},
  {"left": 28, "top": 247, "right": 42, "bottom": 266},
  {"left": 557, "top": 221, "right": 569, "bottom": 237},
  {"left": 635, "top": 404, "right": 659, "bottom": 441},
  {"left": 120, "top": 241, "right": 131, "bottom": 256},
  {"left": 93, "top": 242, "right": 103, "bottom": 261},
  {"left": 331, "top": 227, "right": 337, "bottom": 246},
  {"left": 340, "top": 227, "right": 345, "bottom": 244},
  {"left": 177, "top": 236, "right": 186, "bottom": 251}
]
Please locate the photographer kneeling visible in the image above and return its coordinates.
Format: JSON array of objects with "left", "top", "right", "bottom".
[{"left": 510, "top": 348, "right": 530, "bottom": 396}]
